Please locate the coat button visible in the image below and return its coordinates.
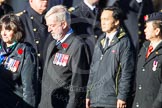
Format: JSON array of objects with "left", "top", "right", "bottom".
[
  {"left": 138, "top": 31, "right": 142, "bottom": 35},
  {"left": 139, "top": 85, "right": 142, "bottom": 90},
  {"left": 136, "top": 103, "right": 139, "bottom": 107},
  {"left": 37, "top": 53, "right": 41, "bottom": 57},
  {"left": 35, "top": 40, "right": 39, "bottom": 44},
  {"left": 142, "top": 68, "right": 145, "bottom": 71},
  {"left": 38, "top": 66, "right": 41, "bottom": 70},
  {"left": 30, "top": 16, "right": 34, "bottom": 19},
  {"left": 33, "top": 28, "right": 37, "bottom": 32}
]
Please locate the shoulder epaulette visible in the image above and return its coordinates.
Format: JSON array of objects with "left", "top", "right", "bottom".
[
  {"left": 68, "top": 6, "right": 79, "bottom": 13},
  {"left": 100, "top": 38, "right": 105, "bottom": 46},
  {"left": 15, "top": 10, "right": 26, "bottom": 16},
  {"left": 118, "top": 28, "right": 126, "bottom": 39}
]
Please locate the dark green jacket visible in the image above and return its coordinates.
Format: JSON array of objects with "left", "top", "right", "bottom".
[{"left": 87, "top": 28, "right": 136, "bottom": 107}]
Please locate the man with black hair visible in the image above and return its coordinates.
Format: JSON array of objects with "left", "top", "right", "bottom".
[{"left": 86, "top": 6, "right": 136, "bottom": 108}]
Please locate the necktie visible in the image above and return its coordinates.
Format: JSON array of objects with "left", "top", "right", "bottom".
[
  {"left": 93, "top": 8, "right": 97, "bottom": 15},
  {"left": 146, "top": 45, "right": 153, "bottom": 59},
  {"left": 56, "top": 41, "right": 61, "bottom": 46},
  {"left": 104, "top": 37, "right": 109, "bottom": 50}
]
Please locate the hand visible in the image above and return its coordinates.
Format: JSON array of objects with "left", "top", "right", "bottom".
[
  {"left": 117, "top": 99, "right": 126, "bottom": 108},
  {"left": 86, "top": 98, "right": 90, "bottom": 108}
]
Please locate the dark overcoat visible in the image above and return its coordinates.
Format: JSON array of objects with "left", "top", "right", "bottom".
[
  {"left": 18, "top": 6, "right": 53, "bottom": 79},
  {"left": 39, "top": 33, "right": 91, "bottom": 108},
  {"left": 71, "top": 1, "right": 102, "bottom": 37},
  {"left": 117, "top": 0, "right": 154, "bottom": 50},
  {"left": 0, "top": 3, "right": 13, "bottom": 18},
  {"left": 132, "top": 41, "right": 162, "bottom": 108},
  {"left": 0, "top": 42, "right": 37, "bottom": 108}
]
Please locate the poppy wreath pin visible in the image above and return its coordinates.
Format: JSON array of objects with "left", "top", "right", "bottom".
[
  {"left": 61, "top": 43, "right": 69, "bottom": 50},
  {"left": 17, "top": 48, "right": 23, "bottom": 55}
]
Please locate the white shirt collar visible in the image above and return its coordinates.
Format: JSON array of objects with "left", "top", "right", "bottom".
[
  {"left": 59, "top": 28, "right": 73, "bottom": 43},
  {"left": 106, "top": 31, "right": 117, "bottom": 45},
  {"left": 84, "top": 0, "right": 96, "bottom": 11},
  {"left": 150, "top": 40, "right": 162, "bottom": 51}
]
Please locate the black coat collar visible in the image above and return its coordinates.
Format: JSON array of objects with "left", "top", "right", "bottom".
[
  {"left": 141, "top": 41, "right": 162, "bottom": 64},
  {"left": 56, "top": 33, "right": 76, "bottom": 52},
  {"left": 26, "top": 6, "right": 45, "bottom": 24}
]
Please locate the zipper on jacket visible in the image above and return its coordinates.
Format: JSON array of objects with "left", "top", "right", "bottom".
[
  {"left": 100, "top": 54, "right": 103, "bottom": 60},
  {"left": 115, "top": 63, "right": 121, "bottom": 95},
  {"left": 87, "top": 53, "right": 104, "bottom": 98}
]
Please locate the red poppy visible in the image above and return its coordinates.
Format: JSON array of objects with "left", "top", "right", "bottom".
[
  {"left": 144, "top": 15, "right": 148, "bottom": 21},
  {"left": 61, "top": 43, "right": 69, "bottom": 49},
  {"left": 17, "top": 48, "right": 23, "bottom": 55}
]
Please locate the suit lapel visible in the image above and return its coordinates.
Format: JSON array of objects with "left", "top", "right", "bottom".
[
  {"left": 81, "top": 1, "right": 96, "bottom": 19},
  {"left": 144, "top": 42, "right": 162, "bottom": 65},
  {"left": 57, "top": 33, "right": 76, "bottom": 53},
  {"left": 43, "top": 40, "right": 57, "bottom": 73},
  {"left": 103, "top": 33, "right": 119, "bottom": 52}
]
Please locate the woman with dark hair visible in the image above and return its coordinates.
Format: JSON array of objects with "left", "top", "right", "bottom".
[{"left": 0, "top": 13, "right": 37, "bottom": 108}]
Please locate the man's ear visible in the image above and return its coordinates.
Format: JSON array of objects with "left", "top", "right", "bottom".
[
  {"left": 155, "top": 28, "right": 160, "bottom": 36},
  {"left": 115, "top": 20, "right": 119, "bottom": 26},
  {"left": 29, "top": 0, "right": 33, "bottom": 4},
  {"left": 62, "top": 21, "right": 67, "bottom": 29}
]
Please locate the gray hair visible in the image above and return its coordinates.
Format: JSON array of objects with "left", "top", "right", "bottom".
[{"left": 45, "top": 5, "right": 71, "bottom": 26}]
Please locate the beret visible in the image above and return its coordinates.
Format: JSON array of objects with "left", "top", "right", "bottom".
[{"left": 144, "top": 12, "right": 162, "bottom": 22}]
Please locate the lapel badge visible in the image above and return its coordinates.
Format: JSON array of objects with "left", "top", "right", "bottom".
[
  {"left": 61, "top": 43, "right": 69, "bottom": 50},
  {"left": 112, "top": 50, "right": 116, "bottom": 53},
  {"left": 17, "top": 48, "right": 23, "bottom": 55}
]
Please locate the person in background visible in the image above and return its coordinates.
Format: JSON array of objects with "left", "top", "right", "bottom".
[
  {"left": 17, "top": 0, "right": 53, "bottom": 105},
  {"left": 39, "top": 5, "right": 91, "bottom": 108},
  {"left": 71, "top": 0, "right": 102, "bottom": 37},
  {"left": 63, "top": 0, "right": 82, "bottom": 9},
  {"left": 86, "top": 6, "right": 136, "bottom": 108},
  {"left": 132, "top": 12, "right": 162, "bottom": 108},
  {"left": 116, "top": 0, "right": 154, "bottom": 51},
  {"left": 47, "top": 0, "right": 81, "bottom": 11},
  {"left": 0, "top": 0, "right": 13, "bottom": 18},
  {"left": 71, "top": 0, "right": 102, "bottom": 56},
  {"left": 47, "top": 0, "right": 63, "bottom": 10},
  {"left": 0, "top": 13, "right": 37, "bottom": 108},
  {"left": 152, "top": 0, "right": 162, "bottom": 12}
]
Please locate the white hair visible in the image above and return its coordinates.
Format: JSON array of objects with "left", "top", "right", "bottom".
[{"left": 45, "top": 5, "right": 71, "bottom": 25}]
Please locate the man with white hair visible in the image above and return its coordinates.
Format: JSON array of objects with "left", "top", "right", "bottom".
[{"left": 39, "top": 5, "right": 91, "bottom": 108}]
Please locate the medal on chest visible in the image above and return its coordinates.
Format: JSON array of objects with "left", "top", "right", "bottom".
[
  {"left": 0, "top": 56, "right": 20, "bottom": 72},
  {"left": 152, "top": 60, "right": 158, "bottom": 71},
  {"left": 53, "top": 53, "right": 69, "bottom": 67}
]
